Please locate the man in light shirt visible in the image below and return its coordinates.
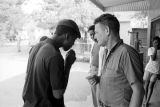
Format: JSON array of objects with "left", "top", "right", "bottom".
[
  {"left": 88, "top": 14, "right": 144, "bottom": 107},
  {"left": 87, "top": 25, "right": 106, "bottom": 107}
]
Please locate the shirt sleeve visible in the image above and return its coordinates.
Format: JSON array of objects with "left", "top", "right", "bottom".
[
  {"left": 48, "top": 55, "right": 65, "bottom": 90},
  {"left": 89, "top": 43, "right": 100, "bottom": 75},
  {"left": 148, "top": 47, "right": 155, "bottom": 56},
  {"left": 90, "top": 43, "right": 100, "bottom": 67},
  {"left": 98, "top": 47, "right": 106, "bottom": 76},
  {"left": 121, "top": 48, "right": 144, "bottom": 85}
]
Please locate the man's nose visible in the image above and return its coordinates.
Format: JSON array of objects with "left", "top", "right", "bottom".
[{"left": 94, "top": 34, "right": 97, "bottom": 39}]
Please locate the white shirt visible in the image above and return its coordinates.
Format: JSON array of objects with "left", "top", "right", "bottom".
[
  {"left": 98, "top": 47, "right": 106, "bottom": 76},
  {"left": 88, "top": 42, "right": 99, "bottom": 76},
  {"left": 145, "top": 47, "right": 160, "bottom": 74},
  {"left": 88, "top": 42, "right": 106, "bottom": 76}
]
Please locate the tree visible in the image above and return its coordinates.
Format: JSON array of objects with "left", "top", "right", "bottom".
[
  {"left": 0, "top": 0, "right": 102, "bottom": 52},
  {"left": 132, "top": 11, "right": 148, "bottom": 28},
  {"left": 36, "top": 0, "right": 102, "bottom": 39},
  {"left": 0, "top": 0, "right": 27, "bottom": 51}
]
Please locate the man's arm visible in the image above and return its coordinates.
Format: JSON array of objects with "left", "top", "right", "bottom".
[
  {"left": 49, "top": 55, "right": 65, "bottom": 99},
  {"left": 52, "top": 63, "right": 73, "bottom": 99},
  {"left": 122, "top": 47, "right": 144, "bottom": 107},
  {"left": 129, "top": 82, "right": 144, "bottom": 107},
  {"left": 87, "top": 43, "right": 100, "bottom": 85},
  {"left": 52, "top": 64, "right": 72, "bottom": 99},
  {"left": 63, "top": 62, "right": 72, "bottom": 89},
  {"left": 52, "top": 49, "right": 76, "bottom": 99}
]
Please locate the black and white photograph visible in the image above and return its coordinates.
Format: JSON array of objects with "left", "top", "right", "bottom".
[{"left": 0, "top": 0, "right": 160, "bottom": 107}]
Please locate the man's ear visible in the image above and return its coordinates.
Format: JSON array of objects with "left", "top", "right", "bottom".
[
  {"left": 104, "top": 26, "right": 110, "bottom": 36},
  {"left": 64, "top": 33, "right": 69, "bottom": 40}
]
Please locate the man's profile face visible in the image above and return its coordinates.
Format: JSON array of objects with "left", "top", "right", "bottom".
[
  {"left": 94, "top": 23, "right": 109, "bottom": 47},
  {"left": 63, "top": 34, "right": 77, "bottom": 51},
  {"left": 88, "top": 30, "right": 95, "bottom": 41}
]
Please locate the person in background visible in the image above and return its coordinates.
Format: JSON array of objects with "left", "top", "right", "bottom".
[
  {"left": 87, "top": 25, "right": 100, "bottom": 107},
  {"left": 22, "top": 19, "right": 81, "bottom": 107},
  {"left": 88, "top": 13, "right": 144, "bottom": 107},
  {"left": 143, "top": 36, "right": 160, "bottom": 107},
  {"left": 39, "top": 36, "right": 48, "bottom": 42},
  {"left": 87, "top": 25, "right": 106, "bottom": 107},
  {"left": 29, "top": 36, "right": 48, "bottom": 54}
]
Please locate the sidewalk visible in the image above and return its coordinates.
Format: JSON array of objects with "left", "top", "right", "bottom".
[
  {"left": 1, "top": 45, "right": 160, "bottom": 107},
  {"left": 0, "top": 59, "right": 93, "bottom": 107},
  {"left": 146, "top": 80, "right": 160, "bottom": 107}
]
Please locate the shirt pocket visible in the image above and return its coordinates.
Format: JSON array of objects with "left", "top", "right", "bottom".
[{"left": 102, "top": 67, "right": 117, "bottom": 77}]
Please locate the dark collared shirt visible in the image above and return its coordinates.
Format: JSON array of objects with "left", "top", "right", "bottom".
[
  {"left": 99, "top": 40, "right": 143, "bottom": 107},
  {"left": 23, "top": 38, "right": 65, "bottom": 107}
]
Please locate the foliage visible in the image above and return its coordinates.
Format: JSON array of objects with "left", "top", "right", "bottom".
[
  {"left": 132, "top": 11, "right": 148, "bottom": 19},
  {"left": 36, "top": 0, "right": 102, "bottom": 35},
  {"left": 0, "top": 0, "right": 27, "bottom": 41},
  {"left": 131, "top": 11, "right": 148, "bottom": 28},
  {"left": 0, "top": 0, "right": 102, "bottom": 43}
]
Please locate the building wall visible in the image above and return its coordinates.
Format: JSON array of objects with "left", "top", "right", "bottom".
[
  {"left": 131, "top": 28, "right": 148, "bottom": 64},
  {"left": 119, "top": 21, "right": 131, "bottom": 44}
]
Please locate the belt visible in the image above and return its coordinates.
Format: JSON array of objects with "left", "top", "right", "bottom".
[{"left": 99, "top": 100, "right": 110, "bottom": 107}]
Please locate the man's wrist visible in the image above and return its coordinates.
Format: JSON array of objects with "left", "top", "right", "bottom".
[
  {"left": 97, "top": 76, "right": 100, "bottom": 83},
  {"left": 65, "top": 61, "right": 74, "bottom": 67}
]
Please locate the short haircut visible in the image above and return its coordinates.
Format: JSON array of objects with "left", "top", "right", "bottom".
[
  {"left": 94, "top": 13, "right": 120, "bottom": 34},
  {"left": 88, "top": 25, "right": 95, "bottom": 32},
  {"left": 54, "top": 25, "right": 79, "bottom": 38},
  {"left": 39, "top": 36, "right": 48, "bottom": 42}
]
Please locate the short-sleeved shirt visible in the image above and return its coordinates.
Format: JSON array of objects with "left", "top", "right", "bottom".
[
  {"left": 22, "top": 38, "right": 65, "bottom": 107},
  {"left": 99, "top": 40, "right": 143, "bottom": 107},
  {"left": 98, "top": 47, "right": 106, "bottom": 76},
  {"left": 89, "top": 42, "right": 100, "bottom": 76}
]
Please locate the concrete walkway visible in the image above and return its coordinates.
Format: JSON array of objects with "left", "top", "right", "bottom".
[
  {"left": 0, "top": 70, "right": 94, "bottom": 107},
  {"left": 146, "top": 80, "right": 160, "bottom": 107},
  {"left": 0, "top": 55, "right": 93, "bottom": 107},
  {"left": 1, "top": 45, "right": 160, "bottom": 107}
]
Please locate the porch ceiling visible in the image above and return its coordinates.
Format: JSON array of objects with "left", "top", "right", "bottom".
[{"left": 89, "top": 0, "right": 149, "bottom": 11}]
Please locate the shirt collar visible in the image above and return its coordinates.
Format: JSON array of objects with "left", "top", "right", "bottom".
[
  {"left": 45, "top": 38, "right": 59, "bottom": 51},
  {"left": 109, "top": 39, "right": 123, "bottom": 54}
]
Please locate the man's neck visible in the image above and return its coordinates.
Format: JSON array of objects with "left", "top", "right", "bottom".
[
  {"left": 50, "top": 35, "right": 62, "bottom": 48},
  {"left": 107, "top": 34, "right": 120, "bottom": 51}
]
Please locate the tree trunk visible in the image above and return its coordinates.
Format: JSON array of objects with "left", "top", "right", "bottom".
[{"left": 17, "top": 36, "right": 21, "bottom": 52}]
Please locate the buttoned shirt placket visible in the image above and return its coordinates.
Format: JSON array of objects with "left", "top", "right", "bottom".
[{"left": 100, "top": 40, "right": 123, "bottom": 77}]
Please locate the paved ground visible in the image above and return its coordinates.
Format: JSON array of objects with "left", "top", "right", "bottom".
[
  {"left": 0, "top": 45, "right": 94, "bottom": 107},
  {"left": 1, "top": 45, "right": 160, "bottom": 107},
  {"left": 0, "top": 64, "right": 93, "bottom": 107}
]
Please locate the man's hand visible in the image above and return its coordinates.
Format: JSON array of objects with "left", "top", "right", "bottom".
[
  {"left": 86, "top": 75, "right": 100, "bottom": 86},
  {"left": 64, "top": 49, "right": 76, "bottom": 77},
  {"left": 63, "top": 49, "right": 76, "bottom": 89},
  {"left": 65, "top": 49, "right": 76, "bottom": 66}
]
